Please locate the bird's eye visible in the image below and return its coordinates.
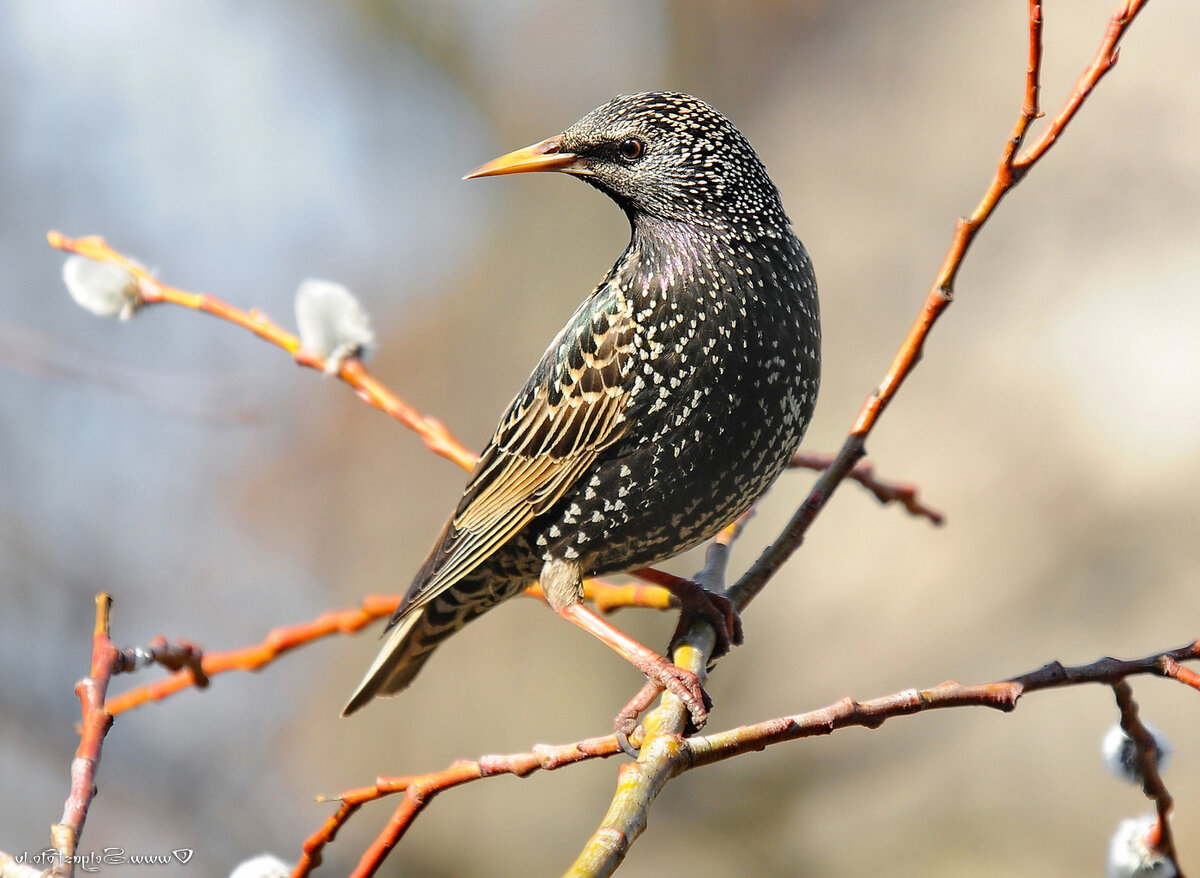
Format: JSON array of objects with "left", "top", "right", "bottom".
[{"left": 616, "top": 137, "right": 645, "bottom": 162}]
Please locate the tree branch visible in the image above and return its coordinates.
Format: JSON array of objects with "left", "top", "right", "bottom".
[
  {"left": 104, "top": 595, "right": 401, "bottom": 715},
  {"left": 294, "top": 735, "right": 626, "bottom": 877},
  {"left": 47, "top": 232, "right": 479, "bottom": 472},
  {"left": 788, "top": 451, "right": 944, "bottom": 525},
  {"left": 50, "top": 595, "right": 119, "bottom": 878},
  {"left": 1112, "top": 681, "right": 1182, "bottom": 875},
  {"left": 724, "top": 0, "right": 1148, "bottom": 614},
  {"left": 688, "top": 642, "right": 1200, "bottom": 768},
  {"left": 103, "top": 581, "right": 677, "bottom": 717},
  {"left": 566, "top": 514, "right": 749, "bottom": 874},
  {"left": 299, "top": 640, "right": 1198, "bottom": 878}
]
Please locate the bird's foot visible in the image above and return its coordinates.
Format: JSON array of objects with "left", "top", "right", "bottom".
[
  {"left": 665, "top": 579, "right": 744, "bottom": 658},
  {"left": 556, "top": 601, "right": 711, "bottom": 745},
  {"left": 625, "top": 651, "right": 711, "bottom": 731}
]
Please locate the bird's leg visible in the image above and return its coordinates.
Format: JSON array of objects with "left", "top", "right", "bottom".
[
  {"left": 541, "top": 559, "right": 711, "bottom": 734},
  {"left": 630, "top": 567, "right": 744, "bottom": 657},
  {"left": 608, "top": 571, "right": 743, "bottom": 753},
  {"left": 607, "top": 569, "right": 743, "bottom": 752},
  {"left": 555, "top": 601, "right": 711, "bottom": 730}
]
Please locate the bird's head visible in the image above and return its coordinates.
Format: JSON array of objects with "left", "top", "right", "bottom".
[{"left": 466, "top": 92, "right": 788, "bottom": 235}]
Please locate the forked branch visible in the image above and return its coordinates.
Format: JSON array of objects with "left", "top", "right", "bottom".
[{"left": 725, "top": 0, "right": 1150, "bottom": 614}]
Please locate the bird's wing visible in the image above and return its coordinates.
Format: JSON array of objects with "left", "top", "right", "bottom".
[{"left": 399, "top": 294, "right": 637, "bottom": 614}]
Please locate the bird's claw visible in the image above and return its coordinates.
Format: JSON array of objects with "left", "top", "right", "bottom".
[
  {"left": 615, "top": 727, "right": 641, "bottom": 759},
  {"left": 667, "top": 582, "right": 744, "bottom": 658},
  {"left": 622, "top": 653, "right": 711, "bottom": 733},
  {"left": 651, "top": 661, "right": 711, "bottom": 729}
]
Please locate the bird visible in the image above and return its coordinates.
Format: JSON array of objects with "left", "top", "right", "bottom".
[{"left": 343, "top": 92, "right": 820, "bottom": 727}]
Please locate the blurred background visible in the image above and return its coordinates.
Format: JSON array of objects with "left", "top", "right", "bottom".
[{"left": 2, "top": 1, "right": 1198, "bottom": 875}]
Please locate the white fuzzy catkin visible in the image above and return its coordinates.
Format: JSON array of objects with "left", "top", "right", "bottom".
[
  {"left": 294, "top": 279, "right": 375, "bottom": 374},
  {"left": 1102, "top": 722, "right": 1172, "bottom": 784},
  {"left": 62, "top": 255, "right": 143, "bottom": 320},
  {"left": 1107, "top": 815, "right": 1177, "bottom": 878},
  {"left": 228, "top": 854, "right": 291, "bottom": 878}
]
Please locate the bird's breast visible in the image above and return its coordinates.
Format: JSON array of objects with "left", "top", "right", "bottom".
[
  {"left": 621, "top": 231, "right": 819, "bottom": 437},
  {"left": 544, "top": 230, "right": 820, "bottom": 572}
]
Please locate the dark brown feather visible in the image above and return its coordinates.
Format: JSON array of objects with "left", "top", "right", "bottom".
[{"left": 394, "top": 300, "right": 635, "bottom": 617}]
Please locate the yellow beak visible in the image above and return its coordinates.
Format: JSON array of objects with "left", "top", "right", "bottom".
[{"left": 464, "top": 137, "right": 590, "bottom": 179}]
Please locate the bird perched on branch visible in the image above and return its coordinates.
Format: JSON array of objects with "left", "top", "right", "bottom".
[{"left": 344, "top": 92, "right": 820, "bottom": 727}]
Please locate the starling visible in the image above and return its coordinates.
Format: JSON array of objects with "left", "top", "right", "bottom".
[{"left": 344, "top": 92, "right": 820, "bottom": 725}]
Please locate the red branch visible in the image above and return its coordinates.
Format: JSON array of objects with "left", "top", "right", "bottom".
[
  {"left": 113, "top": 637, "right": 209, "bottom": 686},
  {"left": 725, "top": 0, "right": 1150, "bottom": 613},
  {"left": 293, "top": 735, "right": 624, "bottom": 877},
  {"left": 105, "top": 595, "right": 400, "bottom": 715},
  {"left": 296, "top": 641, "right": 1199, "bottom": 878},
  {"left": 1016, "top": 1, "right": 1149, "bottom": 169},
  {"left": 1161, "top": 656, "right": 1200, "bottom": 693},
  {"left": 527, "top": 579, "right": 673, "bottom": 614},
  {"left": 50, "top": 595, "right": 120, "bottom": 878},
  {"left": 105, "top": 583, "right": 676, "bottom": 715},
  {"left": 788, "top": 451, "right": 943, "bottom": 525},
  {"left": 690, "top": 642, "right": 1200, "bottom": 767},
  {"left": 46, "top": 232, "right": 479, "bottom": 472},
  {"left": 853, "top": 0, "right": 1149, "bottom": 439}
]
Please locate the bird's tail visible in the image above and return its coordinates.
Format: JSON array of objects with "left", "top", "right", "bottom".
[{"left": 341, "top": 607, "right": 441, "bottom": 717}]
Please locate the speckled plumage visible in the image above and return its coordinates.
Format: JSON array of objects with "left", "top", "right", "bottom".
[{"left": 344, "top": 92, "right": 819, "bottom": 716}]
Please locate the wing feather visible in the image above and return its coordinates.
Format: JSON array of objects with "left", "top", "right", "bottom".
[{"left": 397, "top": 296, "right": 635, "bottom": 615}]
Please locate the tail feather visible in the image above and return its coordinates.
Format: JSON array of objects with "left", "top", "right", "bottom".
[{"left": 341, "top": 609, "right": 438, "bottom": 717}]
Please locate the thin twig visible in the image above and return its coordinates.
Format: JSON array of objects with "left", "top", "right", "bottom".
[
  {"left": 295, "top": 735, "right": 625, "bottom": 878},
  {"left": 724, "top": 0, "right": 1147, "bottom": 614},
  {"left": 104, "top": 595, "right": 401, "bottom": 715},
  {"left": 105, "top": 582, "right": 677, "bottom": 715},
  {"left": 1112, "top": 681, "right": 1182, "bottom": 876},
  {"left": 1161, "top": 656, "right": 1200, "bottom": 693},
  {"left": 47, "top": 232, "right": 479, "bottom": 472},
  {"left": 111, "top": 637, "right": 209, "bottom": 686},
  {"left": 788, "top": 451, "right": 944, "bottom": 525},
  {"left": 50, "top": 595, "right": 119, "bottom": 878},
  {"left": 1014, "top": 1, "right": 1150, "bottom": 169},
  {"left": 689, "top": 642, "right": 1200, "bottom": 768}
]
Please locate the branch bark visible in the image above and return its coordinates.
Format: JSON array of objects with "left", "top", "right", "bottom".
[{"left": 50, "top": 595, "right": 118, "bottom": 878}]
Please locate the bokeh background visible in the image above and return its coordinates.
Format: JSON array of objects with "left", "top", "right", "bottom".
[{"left": 3, "top": 1, "right": 1198, "bottom": 875}]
